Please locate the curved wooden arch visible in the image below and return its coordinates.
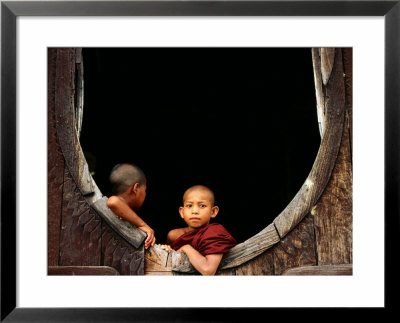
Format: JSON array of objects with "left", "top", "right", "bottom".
[{"left": 55, "top": 48, "right": 346, "bottom": 273}]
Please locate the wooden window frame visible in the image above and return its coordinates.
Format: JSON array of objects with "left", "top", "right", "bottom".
[{"left": 55, "top": 47, "right": 348, "bottom": 273}]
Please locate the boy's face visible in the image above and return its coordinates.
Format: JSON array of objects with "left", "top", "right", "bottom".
[{"left": 179, "top": 189, "right": 218, "bottom": 230}]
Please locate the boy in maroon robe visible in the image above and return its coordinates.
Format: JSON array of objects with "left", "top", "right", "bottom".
[{"left": 163, "top": 185, "right": 237, "bottom": 275}]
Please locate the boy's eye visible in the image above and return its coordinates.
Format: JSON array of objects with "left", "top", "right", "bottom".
[
  {"left": 200, "top": 204, "right": 206, "bottom": 208},
  {"left": 186, "top": 204, "right": 192, "bottom": 208}
]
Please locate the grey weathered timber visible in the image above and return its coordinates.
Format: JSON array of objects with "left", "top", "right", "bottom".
[
  {"left": 282, "top": 264, "right": 352, "bottom": 276},
  {"left": 273, "top": 48, "right": 346, "bottom": 239},
  {"left": 93, "top": 197, "right": 146, "bottom": 249}
]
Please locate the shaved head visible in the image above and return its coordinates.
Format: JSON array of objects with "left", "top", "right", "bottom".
[
  {"left": 109, "top": 163, "right": 146, "bottom": 195},
  {"left": 183, "top": 185, "right": 215, "bottom": 206}
]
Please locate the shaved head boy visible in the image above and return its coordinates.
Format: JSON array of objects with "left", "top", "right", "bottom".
[
  {"left": 162, "top": 185, "right": 236, "bottom": 275},
  {"left": 106, "top": 163, "right": 155, "bottom": 249}
]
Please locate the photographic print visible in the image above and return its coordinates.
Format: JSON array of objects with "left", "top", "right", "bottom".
[{"left": 48, "top": 47, "right": 352, "bottom": 276}]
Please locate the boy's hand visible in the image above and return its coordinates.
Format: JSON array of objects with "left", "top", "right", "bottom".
[
  {"left": 158, "top": 244, "right": 173, "bottom": 252},
  {"left": 138, "top": 224, "right": 156, "bottom": 249},
  {"left": 177, "top": 245, "right": 189, "bottom": 254}
]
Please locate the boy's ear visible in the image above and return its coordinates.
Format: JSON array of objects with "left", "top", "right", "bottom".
[
  {"left": 179, "top": 206, "right": 184, "bottom": 219},
  {"left": 132, "top": 183, "right": 139, "bottom": 194},
  {"left": 210, "top": 206, "right": 219, "bottom": 218}
]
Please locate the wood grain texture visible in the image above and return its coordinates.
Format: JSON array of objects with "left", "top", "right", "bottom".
[
  {"left": 273, "top": 214, "right": 317, "bottom": 275},
  {"left": 219, "top": 223, "right": 280, "bottom": 269},
  {"left": 75, "top": 48, "right": 84, "bottom": 138},
  {"left": 101, "top": 223, "right": 144, "bottom": 275},
  {"left": 312, "top": 48, "right": 326, "bottom": 136},
  {"left": 320, "top": 48, "right": 336, "bottom": 85},
  {"left": 234, "top": 250, "right": 274, "bottom": 275},
  {"left": 342, "top": 48, "right": 353, "bottom": 155},
  {"left": 144, "top": 245, "right": 173, "bottom": 275},
  {"left": 273, "top": 48, "right": 346, "bottom": 239},
  {"left": 312, "top": 111, "right": 352, "bottom": 265},
  {"left": 48, "top": 48, "right": 65, "bottom": 266},
  {"left": 54, "top": 48, "right": 95, "bottom": 196},
  {"left": 48, "top": 266, "right": 119, "bottom": 275},
  {"left": 59, "top": 168, "right": 102, "bottom": 266},
  {"left": 282, "top": 264, "right": 352, "bottom": 276}
]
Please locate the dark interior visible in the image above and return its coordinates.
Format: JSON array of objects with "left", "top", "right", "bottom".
[{"left": 80, "top": 48, "right": 320, "bottom": 244}]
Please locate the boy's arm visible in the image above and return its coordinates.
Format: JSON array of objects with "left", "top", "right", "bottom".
[
  {"left": 106, "top": 196, "right": 155, "bottom": 249},
  {"left": 178, "top": 244, "right": 223, "bottom": 276}
]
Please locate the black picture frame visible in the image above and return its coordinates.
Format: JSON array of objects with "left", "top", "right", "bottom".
[{"left": 1, "top": 1, "right": 398, "bottom": 321}]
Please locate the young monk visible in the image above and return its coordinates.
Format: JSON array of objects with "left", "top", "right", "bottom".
[
  {"left": 106, "top": 163, "right": 156, "bottom": 249},
  {"left": 164, "top": 185, "right": 237, "bottom": 275}
]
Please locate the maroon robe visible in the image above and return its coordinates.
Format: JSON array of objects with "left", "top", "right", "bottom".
[{"left": 171, "top": 223, "right": 237, "bottom": 256}]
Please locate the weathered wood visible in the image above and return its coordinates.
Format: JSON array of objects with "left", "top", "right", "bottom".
[
  {"left": 54, "top": 48, "right": 94, "bottom": 196},
  {"left": 219, "top": 223, "right": 280, "bottom": 269},
  {"left": 217, "top": 268, "right": 236, "bottom": 276},
  {"left": 101, "top": 223, "right": 144, "bottom": 275},
  {"left": 273, "top": 48, "right": 346, "bottom": 239},
  {"left": 312, "top": 111, "right": 352, "bottom": 265},
  {"left": 312, "top": 48, "right": 326, "bottom": 136},
  {"left": 342, "top": 48, "right": 353, "bottom": 155},
  {"left": 48, "top": 266, "right": 119, "bottom": 276},
  {"left": 273, "top": 214, "right": 317, "bottom": 275},
  {"left": 48, "top": 48, "right": 65, "bottom": 266},
  {"left": 144, "top": 245, "right": 173, "bottom": 275},
  {"left": 75, "top": 48, "right": 84, "bottom": 138},
  {"left": 282, "top": 264, "right": 352, "bottom": 276},
  {"left": 234, "top": 249, "right": 274, "bottom": 275},
  {"left": 171, "top": 250, "right": 197, "bottom": 274},
  {"left": 92, "top": 197, "right": 146, "bottom": 249},
  {"left": 320, "top": 48, "right": 336, "bottom": 85},
  {"left": 59, "top": 168, "right": 102, "bottom": 266}
]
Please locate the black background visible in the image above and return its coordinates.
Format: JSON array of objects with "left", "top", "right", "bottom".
[{"left": 80, "top": 48, "right": 320, "bottom": 244}]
